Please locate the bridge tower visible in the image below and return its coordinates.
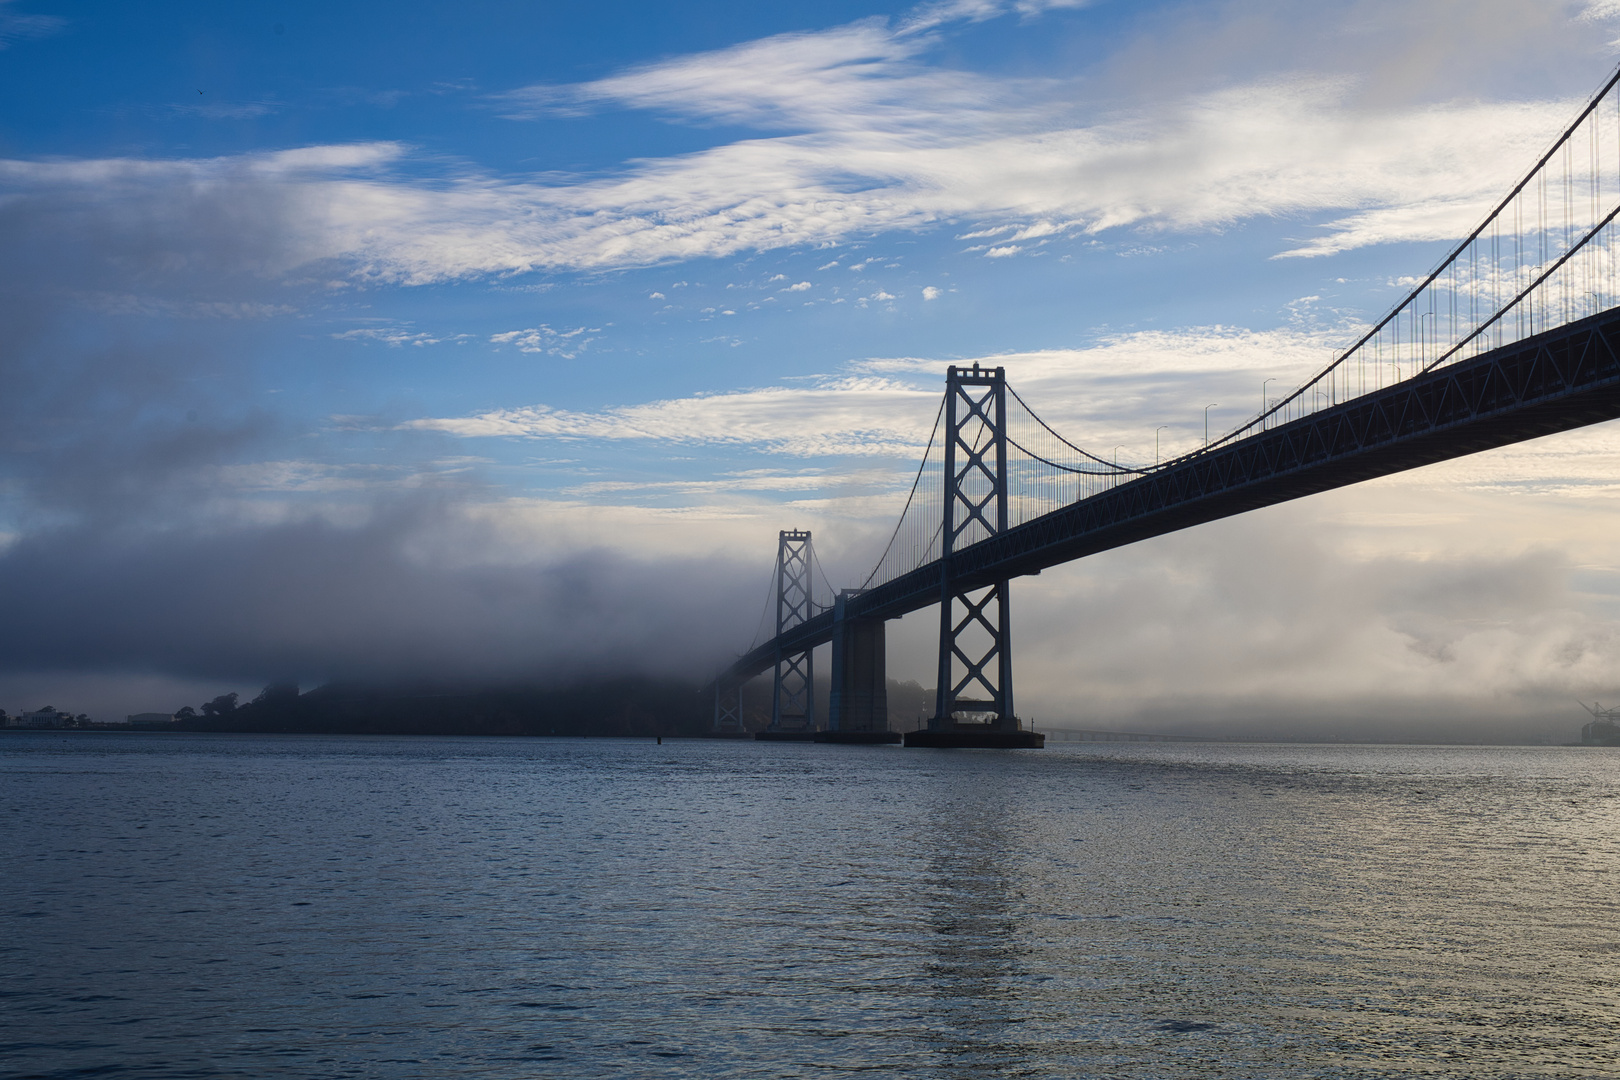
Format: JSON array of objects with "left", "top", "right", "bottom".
[
  {"left": 908, "top": 363, "right": 1041, "bottom": 748},
  {"left": 760, "top": 529, "right": 819, "bottom": 740}
]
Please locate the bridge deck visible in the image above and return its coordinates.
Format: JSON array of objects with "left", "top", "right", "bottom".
[{"left": 724, "top": 305, "right": 1620, "bottom": 686}]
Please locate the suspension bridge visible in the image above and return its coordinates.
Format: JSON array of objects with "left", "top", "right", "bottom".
[{"left": 715, "top": 64, "right": 1620, "bottom": 748}]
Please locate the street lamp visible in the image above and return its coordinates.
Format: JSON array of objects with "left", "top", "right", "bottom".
[
  {"left": 1155, "top": 425, "right": 1168, "bottom": 466},
  {"left": 1204, "top": 403, "right": 1218, "bottom": 447}
]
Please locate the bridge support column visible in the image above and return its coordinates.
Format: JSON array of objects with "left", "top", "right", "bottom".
[
  {"left": 712, "top": 679, "right": 744, "bottom": 736},
  {"left": 824, "top": 590, "right": 898, "bottom": 743},
  {"left": 907, "top": 363, "right": 1041, "bottom": 749},
  {"left": 761, "top": 529, "right": 819, "bottom": 741}
]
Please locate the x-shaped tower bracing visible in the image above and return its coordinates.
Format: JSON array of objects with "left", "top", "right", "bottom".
[
  {"left": 934, "top": 364, "right": 1018, "bottom": 730},
  {"left": 770, "top": 529, "right": 817, "bottom": 731}
]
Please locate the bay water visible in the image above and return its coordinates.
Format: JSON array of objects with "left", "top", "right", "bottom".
[{"left": 3, "top": 732, "right": 1617, "bottom": 1078}]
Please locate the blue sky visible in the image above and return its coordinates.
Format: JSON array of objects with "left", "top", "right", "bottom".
[{"left": 5, "top": 0, "right": 1620, "bottom": 735}]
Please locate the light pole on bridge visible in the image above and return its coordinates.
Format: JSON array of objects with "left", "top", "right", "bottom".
[
  {"left": 1155, "top": 426, "right": 1168, "bottom": 466},
  {"left": 1204, "top": 404, "right": 1218, "bottom": 447},
  {"left": 1261, "top": 378, "right": 1275, "bottom": 427}
]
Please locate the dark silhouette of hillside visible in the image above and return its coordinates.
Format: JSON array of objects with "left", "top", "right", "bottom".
[
  {"left": 173, "top": 676, "right": 936, "bottom": 738},
  {"left": 176, "top": 677, "right": 710, "bottom": 738}
]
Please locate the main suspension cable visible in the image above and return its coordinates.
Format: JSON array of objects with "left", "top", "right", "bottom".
[
  {"left": 746, "top": 553, "right": 779, "bottom": 651},
  {"left": 1007, "top": 384, "right": 1150, "bottom": 474},
  {"left": 1006, "top": 433, "right": 1139, "bottom": 476},
  {"left": 860, "top": 395, "right": 946, "bottom": 589},
  {"left": 1191, "top": 58, "right": 1620, "bottom": 460}
]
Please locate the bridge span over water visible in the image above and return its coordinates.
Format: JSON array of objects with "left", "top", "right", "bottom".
[{"left": 714, "top": 64, "right": 1620, "bottom": 748}]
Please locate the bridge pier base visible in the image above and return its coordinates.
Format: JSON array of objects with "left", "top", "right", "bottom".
[
  {"left": 904, "top": 726, "right": 1043, "bottom": 748},
  {"left": 822, "top": 591, "right": 900, "bottom": 744}
]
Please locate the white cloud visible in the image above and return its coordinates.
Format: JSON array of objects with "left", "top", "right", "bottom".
[
  {"left": 407, "top": 325, "right": 1321, "bottom": 466},
  {"left": 495, "top": 19, "right": 981, "bottom": 132},
  {"left": 922, "top": 285, "right": 941, "bottom": 300},
  {"left": 901, "top": 0, "right": 1092, "bottom": 34},
  {"left": 469, "top": 22, "right": 1590, "bottom": 269},
  {"left": 563, "top": 468, "right": 886, "bottom": 499},
  {"left": 0, "top": 17, "right": 1593, "bottom": 285},
  {"left": 1010, "top": 219, "right": 1069, "bottom": 240},
  {"left": 407, "top": 375, "right": 940, "bottom": 458},
  {"left": 489, "top": 325, "right": 598, "bottom": 358},
  {"left": 784, "top": 280, "right": 812, "bottom": 291},
  {"left": 333, "top": 326, "right": 450, "bottom": 347},
  {"left": 0, "top": 142, "right": 403, "bottom": 187}
]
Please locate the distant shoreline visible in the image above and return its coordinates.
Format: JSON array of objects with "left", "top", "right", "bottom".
[{"left": 1, "top": 727, "right": 1603, "bottom": 747}]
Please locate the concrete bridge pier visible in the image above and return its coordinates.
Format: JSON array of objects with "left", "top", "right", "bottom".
[{"left": 822, "top": 590, "right": 899, "bottom": 744}]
